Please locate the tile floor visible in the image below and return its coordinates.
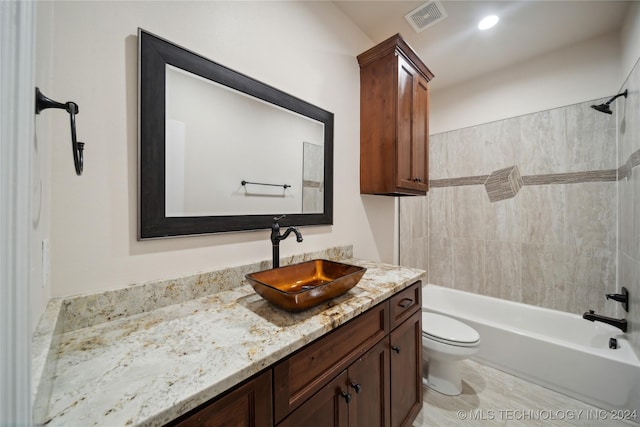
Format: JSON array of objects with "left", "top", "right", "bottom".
[{"left": 414, "top": 360, "right": 638, "bottom": 426}]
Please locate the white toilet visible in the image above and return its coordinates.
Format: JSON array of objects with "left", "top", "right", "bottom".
[{"left": 421, "top": 312, "right": 480, "bottom": 396}]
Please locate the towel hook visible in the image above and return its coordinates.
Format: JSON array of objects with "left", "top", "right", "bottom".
[{"left": 35, "top": 87, "right": 84, "bottom": 175}]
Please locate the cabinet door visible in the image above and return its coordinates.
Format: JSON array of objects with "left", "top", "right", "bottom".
[
  {"left": 389, "top": 311, "right": 422, "bottom": 427},
  {"left": 171, "top": 370, "right": 272, "bottom": 427},
  {"left": 277, "top": 371, "right": 349, "bottom": 427},
  {"left": 411, "top": 76, "right": 429, "bottom": 192},
  {"left": 396, "top": 55, "right": 416, "bottom": 192},
  {"left": 348, "top": 338, "right": 390, "bottom": 427},
  {"left": 396, "top": 55, "right": 429, "bottom": 194}
]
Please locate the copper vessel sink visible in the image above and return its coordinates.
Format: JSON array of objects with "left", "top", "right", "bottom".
[{"left": 245, "top": 259, "right": 367, "bottom": 312}]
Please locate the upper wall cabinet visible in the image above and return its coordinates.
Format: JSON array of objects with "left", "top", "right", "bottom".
[{"left": 358, "top": 34, "right": 434, "bottom": 196}]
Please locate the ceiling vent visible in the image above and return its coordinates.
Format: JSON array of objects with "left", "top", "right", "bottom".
[{"left": 405, "top": 1, "right": 447, "bottom": 33}]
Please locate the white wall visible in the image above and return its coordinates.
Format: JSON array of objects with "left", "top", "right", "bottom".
[
  {"left": 31, "top": 1, "right": 54, "bottom": 329},
  {"left": 39, "top": 1, "right": 397, "bottom": 299},
  {"left": 621, "top": 2, "right": 640, "bottom": 83},
  {"left": 430, "top": 31, "right": 621, "bottom": 134}
]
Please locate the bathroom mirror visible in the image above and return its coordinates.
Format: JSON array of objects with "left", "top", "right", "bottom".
[{"left": 138, "top": 29, "right": 333, "bottom": 238}]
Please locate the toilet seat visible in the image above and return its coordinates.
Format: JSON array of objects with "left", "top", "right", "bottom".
[{"left": 422, "top": 312, "right": 480, "bottom": 347}]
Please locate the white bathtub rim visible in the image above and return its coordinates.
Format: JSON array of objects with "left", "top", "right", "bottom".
[
  {"left": 422, "top": 284, "right": 640, "bottom": 416},
  {"left": 422, "top": 284, "right": 640, "bottom": 367}
]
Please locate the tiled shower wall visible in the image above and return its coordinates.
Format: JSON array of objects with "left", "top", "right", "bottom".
[
  {"left": 400, "top": 97, "right": 621, "bottom": 318},
  {"left": 618, "top": 58, "right": 640, "bottom": 354}
]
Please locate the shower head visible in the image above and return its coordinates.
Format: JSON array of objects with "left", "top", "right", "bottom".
[
  {"left": 591, "top": 89, "right": 628, "bottom": 114},
  {"left": 591, "top": 103, "right": 613, "bottom": 114}
]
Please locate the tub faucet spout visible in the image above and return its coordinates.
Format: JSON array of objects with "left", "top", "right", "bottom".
[{"left": 582, "top": 310, "right": 627, "bottom": 333}]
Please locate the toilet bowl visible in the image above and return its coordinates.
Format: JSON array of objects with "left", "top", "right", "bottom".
[{"left": 422, "top": 311, "right": 480, "bottom": 396}]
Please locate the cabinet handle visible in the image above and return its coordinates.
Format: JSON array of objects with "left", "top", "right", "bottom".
[
  {"left": 350, "top": 382, "right": 361, "bottom": 394},
  {"left": 391, "top": 345, "right": 401, "bottom": 354},
  {"left": 398, "top": 298, "right": 413, "bottom": 308},
  {"left": 413, "top": 177, "right": 423, "bottom": 182},
  {"left": 341, "top": 391, "right": 352, "bottom": 403}
]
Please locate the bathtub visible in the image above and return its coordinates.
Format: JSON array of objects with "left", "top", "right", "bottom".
[{"left": 422, "top": 284, "right": 640, "bottom": 414}]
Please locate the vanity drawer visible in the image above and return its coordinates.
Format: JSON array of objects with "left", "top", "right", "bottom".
[
  {"left": 389, "top": 281, "right": 421, "bottom": 330},
  {"left": 273, "top": 301, "right": 389, "bottom": 423}
]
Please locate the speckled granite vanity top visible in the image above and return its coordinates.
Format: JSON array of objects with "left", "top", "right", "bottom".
[{"left": 32, "top": 246, "right": 425, "bottom": 427}]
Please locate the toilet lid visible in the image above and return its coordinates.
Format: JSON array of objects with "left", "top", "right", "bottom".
[{"left": 422, "top": 312, "right": 480, "bottom": 345}]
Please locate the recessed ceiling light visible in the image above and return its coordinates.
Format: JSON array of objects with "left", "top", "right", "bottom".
[{"left": 478, "top": 15, "right": 499, "bottom": 30}]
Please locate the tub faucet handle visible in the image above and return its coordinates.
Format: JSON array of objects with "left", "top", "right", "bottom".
[{"left": 605, "top": 287, "right": 629, "bottom": 312}]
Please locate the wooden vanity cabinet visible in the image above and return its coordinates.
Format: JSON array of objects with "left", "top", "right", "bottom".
[
  {"left": 169, "top": 370, "right": 272, "bottom": 427},
  {"left": 276, "top": 281, "right": 422, "bottom": 427},
  {"left": 166, "top": 281, "right": 422, "bottom": 427},
  {"left": 358, "top": 34, "right": 434, "bottom": 196},
  {"left": 278, "top": 338, "right": 390, "bottom": 427}
]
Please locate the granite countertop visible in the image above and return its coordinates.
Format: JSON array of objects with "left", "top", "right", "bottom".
[{"left": 32, "top": 251, "right": 424, "bottom": 427}]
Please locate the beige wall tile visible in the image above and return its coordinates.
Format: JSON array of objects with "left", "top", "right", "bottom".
[
  {"left": 484, "top": 195, "right": 522, "bottom": 242},
  {"left": 447, "top": 126, "right": 487, "bottom": 178},
  {"left": 521, "top": 244, "right": 568, "bottom": 309},
  {"left": 429, "top": 133, "right": 449, "bottom": 180},
  {"left": 518, "top": 108, "right": 567, "bottom": 175},
  {"left": 617, "top": 59, "right": 640, "bottom": 360},
  {"left": 428, "top": 237, "right": 453, "bottom": 287},
  {"left": 518, "top": 185, "right": 565, "bottom": 246},
  {"left": 566, "top": 98, "right": 617, "bottom": 171},
  {"left": 564, "top": 182, "right": 616, "bottom": 251},
  {"left": 406, "top": 237, "right": 428, "bottom": 271},
  {"left": 452, "top": 238, "right": 484, "bottom": 294},
  {"left": 451, "top": 186, "right": 485, "bottom": 240},
  {"left": 428, "top": 187, "right": 453, "bottom": 239},
  {"left": 483, "top": 241, "right": 522, "bottom": 302},
  {"left": 483, "top": 117, "right": 522, "bottom": 174}
]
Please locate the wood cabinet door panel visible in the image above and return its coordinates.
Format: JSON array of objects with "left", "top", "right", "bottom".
[
  {"left": 390, "top": 311, "right": 422, "bottom": 427},
  {"left": 412, "top": 77, "right": 429, "bottom": 192},
  {"left": 396, "top": 55, "right": 415, "bottom": 191},
  {"left": 277, "top": 371, "right": 349, "bottom": 427},
  {"left": 359, "top": 54, "right": 396, "bottom": 194},
  {"left": 348, "top": 338, "right": 390, "bottom": 427},
  {"left": 171, "top": 370, "right": 272, "bottom": 427}
]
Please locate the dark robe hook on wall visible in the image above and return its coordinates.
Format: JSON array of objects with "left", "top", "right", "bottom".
[{"left": 35, "top": 87, "right": 84, "bottom": 175}]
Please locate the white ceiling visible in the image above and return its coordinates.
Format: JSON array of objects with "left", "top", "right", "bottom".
[{"left": 333, "top": 0, "right": 631, "bottom": 91}]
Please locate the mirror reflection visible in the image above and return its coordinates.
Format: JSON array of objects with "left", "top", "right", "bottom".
[{"left": 165, "top": 65, "right": 325, "bottom": 217}]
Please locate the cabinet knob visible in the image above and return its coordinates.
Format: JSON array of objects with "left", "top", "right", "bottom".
[
  {"left": 350, "top": 382, "right": 361, "bottom": 393},
  {"left": 391, "top": 345, "right": 401, "bottom": 354},
  {"left": 413, "top": 177, "right": 423, "bottom": 183},
  {"left": 341, "top": 391, "right": 352, "bottom": 403}
]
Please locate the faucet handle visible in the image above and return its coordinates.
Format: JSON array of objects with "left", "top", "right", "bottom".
[
  {"left": 606, "top": 287, "right": 629, "bottom": 312},
  {"left": 273, "top": 214, "right": 286, "bottom": 224}
]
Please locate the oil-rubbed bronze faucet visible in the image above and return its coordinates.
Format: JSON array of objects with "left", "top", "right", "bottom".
[
  {"left": 606, "top": 287, "right": 629, "bottom": 312},
  {"left": 270, "top": 215, "right": 303, "bottom": 268},
  {"left": 582, "top": 310, "right": 628, "bottom": 332},
  {"left": 582, "top": 287, "right": 629, "bottom": 332}
]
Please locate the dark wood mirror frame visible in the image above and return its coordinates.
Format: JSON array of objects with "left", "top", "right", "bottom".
[{"left": 138, "top": 29, "right": 334, "bottom": 239}]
